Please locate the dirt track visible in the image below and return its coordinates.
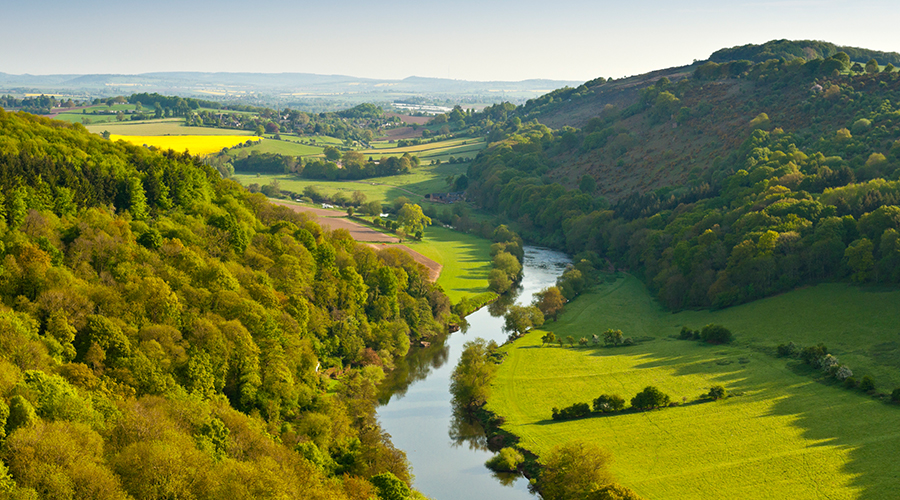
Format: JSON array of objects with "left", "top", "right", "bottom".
[{"left": 273, "top": 201, "right": 442, "bottom": 282}]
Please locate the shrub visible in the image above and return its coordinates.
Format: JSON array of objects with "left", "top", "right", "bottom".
[
  {"left": 708, "top": 385, "right": 728, "bottom": 400},
  {"left": 776, "top": 341, "right": 799, "bottom": 357},
  {"left": 592, "top": 394, "right": 625, "bottom": 413},
  {"left": 700, "top": 324, "right": 733, "bottom": 344},
  {"left": 892, "top": 388, "right": 900, "bottom": 403},
  {"left": 860, "top": 376, "right": 876, "bottom": 392},
  {"left": 834, "top": 366, "right": 853, "bottom": 381},
  {"left": 552, "top": 402, "right": 591, "bottom": 420},
  {"left": 843, "top": 377, "right": 858, "bottom": 389},
  {"left": 485, "top": 447, "right": 525, "bottom": 472},
  {"left": 800, "top": 344, "right": 828, "bottom": 366},
  {"left": 678, "top": 326, "right": 694, "bottom": 340}
]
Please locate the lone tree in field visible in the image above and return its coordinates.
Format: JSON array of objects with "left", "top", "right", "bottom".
[
  {"left": 540, "top": 441, "right": 614, "bottom": 500},
  {"left": 699, "top": 324, "right": 733, "bottom": 344},
  {"left": 397, "top": 203, "right": 431, "bottom": 238},
  {"left": 541, "top": 332, "right": 557, "bottom": 346},
  {"left": 631, "top": 386, "right": 671, "bottom": 411},
  {"left": 708, "top": 385, "right": 728, "bottom": 400}
]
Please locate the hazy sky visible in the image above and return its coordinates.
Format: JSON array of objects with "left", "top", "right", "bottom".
[{"left": 4, "top": 0, "right": 898, "bottom": 82}]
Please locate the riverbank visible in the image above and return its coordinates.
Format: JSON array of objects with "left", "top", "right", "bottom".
[{"left": 376, "top": 247, "right": 571, "bottom": 500}]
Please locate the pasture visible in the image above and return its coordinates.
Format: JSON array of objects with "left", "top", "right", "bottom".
[
  {"left": 489, "top": 275, "right": 900, "bottom": 500},
  {"left": 403, "top": 226, "right": 494, "bottom": 303},
  {"left": 110, "top": 135, "right": 260, "bottom": 155},
  {"left": 232, "top": 158, "right": 470, "bottom": 203}
]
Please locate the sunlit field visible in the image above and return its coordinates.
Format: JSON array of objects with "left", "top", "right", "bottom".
[{"left": 110, "top": 135, "right": 260, "bottom": 155}]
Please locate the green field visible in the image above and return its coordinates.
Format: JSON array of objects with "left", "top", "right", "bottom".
[
  {"left": 489, "top": 275, "right": 900, "bottom": 500},
  {"left": 225, "top": 137, "right": 325, "bottom": 157},
  {"left": 232, "top": 159, "right": 470, "bottom": 204},
  {"left": 403, "top": 226, "right": 493, "bottom": 303}
]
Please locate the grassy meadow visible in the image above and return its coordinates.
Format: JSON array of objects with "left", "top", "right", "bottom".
[
  {"left": 489, "top": 275, "right": 900, "bottom": 500},
  {"left": 232, "top": 158, "right": 470, "bottom": 202},
  {"left": 403, "top": 226, "right": 493, "bottom": 303}
]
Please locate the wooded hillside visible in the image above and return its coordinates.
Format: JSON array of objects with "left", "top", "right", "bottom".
[{"left": 0, "top": 109, "right": 448, "bottom": 499}]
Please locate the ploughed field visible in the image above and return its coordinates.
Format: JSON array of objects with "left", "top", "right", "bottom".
[{"left": 489, "top": 275, "right": 900, "bottom": 500}]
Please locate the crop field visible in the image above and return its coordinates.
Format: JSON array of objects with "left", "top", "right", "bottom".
[
  {"left": 87, "top": 120, "right": 258, "bottom": 136},
  {"left": 489, "top": 275, "right": 900, "bottom": 500},
  {"left": 403, "top": 226, "right": 493, "bottom": 303},
  {"left": 364, "top": 137, "right": 486, "bottom": 161},
  {"left": 225, "top": 137, "right": 325, "bottom": 157},
  {"left": 110, "top": 135, "right": 261, "bottom": 155}
]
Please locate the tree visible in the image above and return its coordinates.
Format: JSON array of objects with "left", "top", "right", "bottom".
[
  {"left": 450, "top": 339, "right": 499, "bottom": 410},
  {"left": 699, "top": 324, "right": 733, "bottom": 344},
  {"left": 397, "top": 203, "right": 431, "bottom": 236},
  {"left": 485, "top": 447, "right": 524, "bottom": 472},
  {"left": 540, "top": 441, "right": 614, "bottom": 500},
  {"left": 534, "top": 286, "right": 566, "bottom": 321},
  {"left": 603, "top": 329, "right": 624, "bottom": 346},
  {"left": 503, "top": 305, "right": 545, "bottom": 338},
  {"left": 541, "top": 332, "right": 557, "bottom": 346},
  {"left": 370, "top": 472, "right": 411, "bottom": 500},
  {"left": 707, "top": 385, "right": 727, "bottom": 400},
  {"left": 630, "top": 386, "right": 670, "bottom": 410},
  {"left": 323, "top": 146, "right": 341, "bottom": 161},
  {"left": 579, "top": 174, "right": 596, "bottom": 193},
  {"left": 593, "top": 394, "right": 625, "bottom": 413},
  {"left": 865, "top": 58, "right": 879, "bottom": 74}
]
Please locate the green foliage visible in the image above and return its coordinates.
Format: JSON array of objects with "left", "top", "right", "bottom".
[
  {"left": 484, "top": 447, "right": 525, "bottom": 472},
  {"left": 630, "top": 386, "right": 671, "bottom": 411},
  {"left": 450, "top": 338, "right": 499, "bottom": 410},
  {"left": 0, "top": 109, "right": 449, "bottom": 498},
  {"left": 699, "top": 324, "right": 733, "bottom": 344},
  {"left": 592, "top": 394, "right": 625, "bottom": 413},
  {"left": 708, "top": 385, "right": 728, "bottom": 400},
  {"left": 551, "top": 402, "right": 591, "bottom": 420},
  {"left": 371, "top": 472, "right": 410, "bottom": 500},
  {"left": 503, "top": 305, "right": 544, "bottom": 338},
  {"left": 539, "top": 441, "right": 614, "bottom": 500}
]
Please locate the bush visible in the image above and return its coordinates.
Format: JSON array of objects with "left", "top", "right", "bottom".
[
  {"left": 552, "top": 402, "right": 591, "bottom": 421},
  {"left": 700, "top": 324, "right": 733, "bottom": 344},
  {"left": 708, "top": 385, "right": 728, "bottom": 400},
  {"left": 800, "top": 344, "right": 828, "bottom": 366},
  {"left": 843, "top": 377, "right": 858, "bottom": 389},
  {"left": 678, "top": 326, "right": 695, "bottom": 340},
  {"left": 485, "top": 447, "right": 524, "bottom": 472},
  {"left": 860, "top": 376, "right": 876, "bottom": 392},
  {"left": 776, "top": 341, "right": 799, "bottom": 357},
  {"left": 892, "top": 388, "right": 900, "bottom": 403},
  {"left": 593, "top": 394, "right": 625, "bottom": 413}
]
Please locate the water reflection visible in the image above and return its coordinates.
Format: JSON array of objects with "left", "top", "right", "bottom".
[{"left": 376, "top": 246, "right": 570, "bottom": 500}]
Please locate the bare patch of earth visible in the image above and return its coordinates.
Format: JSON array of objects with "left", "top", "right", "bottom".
[{"left": 273, "top": 200, "right": 442, "bottom": 282}]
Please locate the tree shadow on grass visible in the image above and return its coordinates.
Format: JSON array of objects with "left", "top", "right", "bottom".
[{"left": 600, "top": 340, "right": 900, "bottom": 500}]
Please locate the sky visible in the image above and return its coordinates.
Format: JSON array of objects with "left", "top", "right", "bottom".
[{"left": 3, "top": 0, "right": 899, "bottom": 83}]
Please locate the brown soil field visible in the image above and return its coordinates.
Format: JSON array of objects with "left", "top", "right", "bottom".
[
  {"left": 273, "top": 201, "right": 399, "bottom": 243},
  {"left": 385, "top": 113, "right": 430, "bottom": 125},
  {"left": 377, "top": 126, "right": 423, "bottom": 141},
  {"left": 272, "top": 201, "right": 442, "bottom": 282}
]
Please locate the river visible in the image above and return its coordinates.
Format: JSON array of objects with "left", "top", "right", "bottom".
[{"left": 377, "top": 246, "right": 571, "bottom": 500}]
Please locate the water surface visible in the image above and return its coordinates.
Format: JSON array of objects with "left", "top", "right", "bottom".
[{"left": 377, "top": 247, "right": 570, "bottom": 499}]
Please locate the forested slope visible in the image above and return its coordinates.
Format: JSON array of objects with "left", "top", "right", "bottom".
[
  {"left": 0, "top": 109, "right": 449, "bottom": 499},
  {"left": 464, "top": 52, "right": 900, "bottom": 309}
]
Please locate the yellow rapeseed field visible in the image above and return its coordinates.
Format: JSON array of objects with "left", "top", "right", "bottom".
[{"left": 110, "top": 135, "right": 260, "bottom": 155}]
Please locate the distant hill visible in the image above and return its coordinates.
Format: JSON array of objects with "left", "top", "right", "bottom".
[
  {"left": 0, "top": 71, "right": 582, "bottom": 111},
  {"left": 709, "top": 39, "right": 900, "bottom": 65}
]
